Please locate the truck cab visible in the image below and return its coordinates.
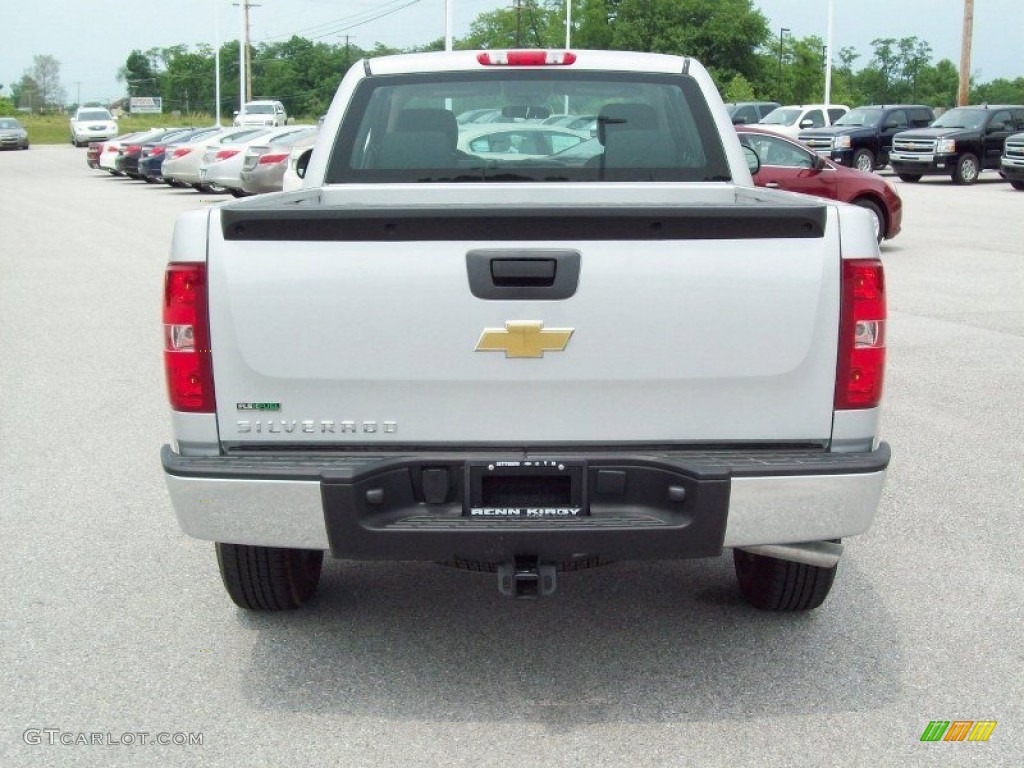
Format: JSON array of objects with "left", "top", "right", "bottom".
[
  {"left": 799, "top": 105, "right": 934, "bottom": 172},
  {"left": 756, "top": 104, "right": 849, "bottom": 140},
  {"left": 889, "top": 105, "right": 1024, "bottom": 184}
]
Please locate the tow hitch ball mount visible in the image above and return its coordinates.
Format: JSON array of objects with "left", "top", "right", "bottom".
[{"left": 497, "top": 557, "right": 556, "bottom": 599}]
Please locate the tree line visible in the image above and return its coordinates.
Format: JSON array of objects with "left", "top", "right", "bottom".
[{"left": 3, "top": 0, "right": 1023, "bottom": 118}]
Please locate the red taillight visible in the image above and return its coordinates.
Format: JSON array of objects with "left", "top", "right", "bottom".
[
  {"left": 835, "top": 259, "right": 886, "bottom": 409},
  {"left": 257, "top": 152, "right": 289, "bottom": 165},
  {"left": 163, "top": 263, "right": 215, "bottom": 413},
  {"left": 126, "top": 144, "right": 141, "bottom": 154},
  {"left": 215, "top": 149, "right": 239, "bottom": 161},
  {"left": 477, "top": 50, "right": 577, "bottom": 66},
  {"left": 152, "top": 146, "right": 166, "bottom": 156},
  {"left": 172, "top": 147, "right": 193, "bottom": 158}
]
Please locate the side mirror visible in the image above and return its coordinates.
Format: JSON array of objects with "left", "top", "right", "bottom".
[
  {"left": 799, "top": 118, "right": 815, "bottom": 128},
  {"left": 233, "top": 110, "right": 239, "bottom": 116},
  {"left": 295, "top": 148, "right": 313, "bottom": 179},
  {"left": 883, "top": 122, "right": 900, "bottom": 130},
  {"left": 731, "top": 116, "right": 748, "bottom": 125},
  {"left": 742, "top": 145, "right": 761, "bottom": 176}
]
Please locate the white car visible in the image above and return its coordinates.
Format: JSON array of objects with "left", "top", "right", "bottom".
[
  {"left": 233, "top": 100, "right": 288, "bottom": 127},
  {"left": 162, "top": 127, "right": 266, "bottom": 190},
  {"left": 70, "top": 108, "right": 119, "bottom": 146},
  {"left": 239, "top": 128, "right": 318, "bottom": 194},
  {"left": 281, "top": 146, "right": 309, "bottom": 192},
  {"left": 458, "top": 124, "right": 591, "bottom": 160},
  {"left": 97, "top": 132, "right": 145, "bottom": 174},
  {"left": 199, "top": 125, "right": 312, "bottom": 195},
  {"left": 757, "top": 104, "right": 850, "bottom": 140}
]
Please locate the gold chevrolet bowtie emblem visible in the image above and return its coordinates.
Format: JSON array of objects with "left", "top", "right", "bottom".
[{"left": 475, "top": 321, "right": 574, "bottom": 358}]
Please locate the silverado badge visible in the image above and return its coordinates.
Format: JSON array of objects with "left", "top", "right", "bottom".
[{"left": 475, "top": 321, "right": 574, "bottom": 359}]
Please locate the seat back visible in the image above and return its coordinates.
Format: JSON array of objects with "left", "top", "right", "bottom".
[
  {"left": 596, "top": 102, "right": 677, "bottom": 168},
  {"left": 376, "top": 108, "right": 458, "bottom": 169}
]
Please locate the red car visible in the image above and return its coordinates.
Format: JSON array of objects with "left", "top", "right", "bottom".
[
  {"left": 86, "top": 141, "right": 102, "bottom": 169},
  {"left": 737, "top": 125, "right": 902, "bottom": 242}
]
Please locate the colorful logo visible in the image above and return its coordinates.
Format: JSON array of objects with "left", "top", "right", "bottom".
[{"left": 920, "top": 720, "right": 997, "bottom": 742}]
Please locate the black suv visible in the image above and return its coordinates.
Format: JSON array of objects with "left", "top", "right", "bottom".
[
  {"left": 798, "top": 105, "right": 934, "bottom": 172},
  {"left": 724, "top": 102, "right": 781, "bottom": 125},
  {"left": 889, "top": 105, "right": 1024, "bottom": 184}
]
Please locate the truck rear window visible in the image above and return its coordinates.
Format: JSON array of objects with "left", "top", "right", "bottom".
[{"left": 324, "top": 71, "right": 731, "bottom": 184}]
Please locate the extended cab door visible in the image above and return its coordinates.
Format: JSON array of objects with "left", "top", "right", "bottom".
[
  {"left": 879, "top": 109, "right": 909, "bottom": 157},
  {"left": 984, "top": 110, "right": 1016, "bottom": 168}
]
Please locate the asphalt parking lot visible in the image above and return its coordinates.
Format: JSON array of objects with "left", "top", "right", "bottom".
[{"left": 1, "top": 145, "right": 1021, "bottom": 767}]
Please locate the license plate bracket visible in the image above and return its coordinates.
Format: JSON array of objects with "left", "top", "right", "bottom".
[{"left": 464, "top": 460, "right": 587, "bottom": 518}]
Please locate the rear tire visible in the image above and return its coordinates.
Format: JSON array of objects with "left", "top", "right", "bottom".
[
  {"left": 1009, "top": 180, "right": 1024, "bottom": 191},
  {"left": 852, "top": 197, "right": 886, "bottom": 243},
  {"left": 853, "top": 148, "right": 875, "bottom": 173},
  {"left": 733, "top": 549, "right": 837, "bottom": 611},
  {"left": 216, "top": 543, "right": 323, "bottom": 610},
  {"left": 897, "top": 173, "right": 922, "bottom": 183},
  {"left": 952, "top": 153, "right": 979, "bottom": 185}
]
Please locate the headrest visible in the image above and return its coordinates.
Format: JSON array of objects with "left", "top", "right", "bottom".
[
  {"left": 394, "top": 109, "right": 458, "bottom": 144},
  {"left": 597, "top": 103, "right": 658, "bottom": 144}
]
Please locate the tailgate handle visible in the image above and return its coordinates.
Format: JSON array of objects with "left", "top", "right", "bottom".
[
  {"left": 491, "top": 258, "right": 556, "bottom": 286},
  {"left": 467, "top": 250, "right": 580, "bottom": 300}
]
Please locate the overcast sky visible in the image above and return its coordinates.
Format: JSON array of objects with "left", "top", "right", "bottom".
[{"left": 2, "top": 0, "right": 1019, "bottom": 106}]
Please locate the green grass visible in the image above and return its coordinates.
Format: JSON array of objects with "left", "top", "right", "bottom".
[
  {"left": 20, "top": 112, "right": 219, "bottom": 144},
  {"left": 20, "top": 111, "right": 319, "bottom": 144}
]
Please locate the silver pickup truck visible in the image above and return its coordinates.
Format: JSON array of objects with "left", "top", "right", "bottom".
[{"left": 161, "top": 49, "right": 889, "bottom": 611}]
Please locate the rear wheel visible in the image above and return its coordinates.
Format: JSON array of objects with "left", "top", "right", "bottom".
[
  {"left": 952, "top": 153, "right": 979, "bottom": 185},
  {"left": 853, "top": 148, "right": 875, "bottom": 173},
  {"left": 897, "top": 173, "right": 922, "bottom": 183},
  {"left": 216, "top": 543, "right": 323, "bottom": 610},
  {"left": 733, "top": 549, "right": 837, "bottom": 611},
  {"left": 852, "top": 197, "right": 886, "bottom": 243}
]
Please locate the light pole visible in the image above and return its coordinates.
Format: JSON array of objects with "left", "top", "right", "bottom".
[
  {"left": 777, "top": 28, "right": 790, "bottom": 104},
  {"left": 824, "top": 0, "right": 834, "bottom": 106}
]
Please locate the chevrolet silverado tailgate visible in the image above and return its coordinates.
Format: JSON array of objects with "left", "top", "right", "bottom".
[{"left": 205, "top": 188, "right": 842, "bottom": 447}]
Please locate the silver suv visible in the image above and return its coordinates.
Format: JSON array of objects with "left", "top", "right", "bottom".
[{"left": 233, "top": 100, "right": 287, "bottom": 128}]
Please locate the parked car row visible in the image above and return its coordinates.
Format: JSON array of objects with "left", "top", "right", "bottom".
[
  {"left": 85, "top": 123, "right": 317, "bottom": 196},
  {"left": 76, "top": 115, "right": 905, "bottom": 234},
  {"left": 760, "top": 101, "right": 1024, "bottom": 187}
]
